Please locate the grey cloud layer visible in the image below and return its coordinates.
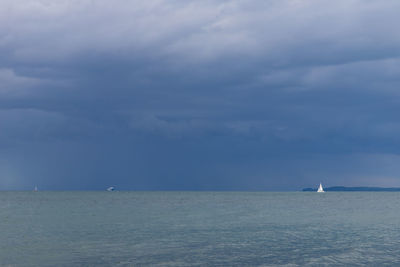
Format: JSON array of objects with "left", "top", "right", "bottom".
[{"left": 1, "top": 0, "right": 400, "bottom": 189}]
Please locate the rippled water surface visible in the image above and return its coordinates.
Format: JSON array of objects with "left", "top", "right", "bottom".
[{"left": 1, "top": 191, "right": 400, "bottom": 266}]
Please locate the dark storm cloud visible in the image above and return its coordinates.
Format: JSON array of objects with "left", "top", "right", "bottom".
[{"left": 1, "top": 0, "right": 400, "bottom": 190}]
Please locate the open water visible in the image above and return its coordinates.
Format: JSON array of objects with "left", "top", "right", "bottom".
[{"left": 1, "top": 191, "right": 400, "bottom": 266}]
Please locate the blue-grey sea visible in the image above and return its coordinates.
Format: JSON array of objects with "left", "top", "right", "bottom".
[{"left": 1, "top": 191, "right": 400, "bottom": 266}]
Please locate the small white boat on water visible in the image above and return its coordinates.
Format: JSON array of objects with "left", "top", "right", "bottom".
[
  {"left": 34, "top": 186, "right": 38, "bottom": 192},
  {"left": 107, "top": 186, "right": 115, "bottom": 192},
  {"left": 317, "top": 183, "right": 324, "bottom": 193}
]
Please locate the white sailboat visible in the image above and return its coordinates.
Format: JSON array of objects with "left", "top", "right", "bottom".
[{"left": 317, "top": 183, "right": 324, "bottom": 193}]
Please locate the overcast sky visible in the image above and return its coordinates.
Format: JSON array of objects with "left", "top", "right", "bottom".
[{"left": 1, "top": 0, "right": 400, "bottom": 190}]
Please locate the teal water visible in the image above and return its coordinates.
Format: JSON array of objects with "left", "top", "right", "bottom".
[{"left": 1, "top": 191, "right": 400, "bottom": 266}]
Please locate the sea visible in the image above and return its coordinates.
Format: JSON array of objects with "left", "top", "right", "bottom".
[{"left": 1, "top": 191, "right": 400, "bottom": 266}]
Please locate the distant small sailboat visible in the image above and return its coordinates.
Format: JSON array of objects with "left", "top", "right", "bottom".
[
  {"left": 34, "top": 186, "right": 38, "bottom": 192},
  {"left": 107, "top": 186, "right": 115, "bottom": 192},
  {"left": 317, "top": 183, "right": 324, "bottom": 193}
]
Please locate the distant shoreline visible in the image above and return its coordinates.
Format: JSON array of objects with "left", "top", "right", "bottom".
[{"left": 303, "top": 186, "right": 400, "bottom": 192}]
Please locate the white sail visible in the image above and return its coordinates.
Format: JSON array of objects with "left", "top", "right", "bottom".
[{"left": 317, "top": 183, "right": 324, "bottom": 193}]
